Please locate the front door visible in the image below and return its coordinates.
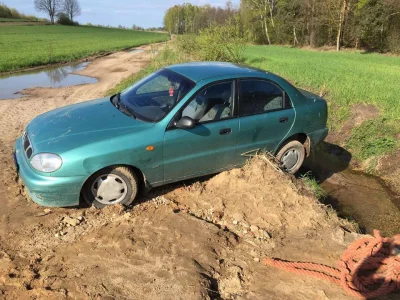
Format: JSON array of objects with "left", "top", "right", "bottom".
[
  {"left": 236, "top": 79, "right": 295, "bottom": 164},
  {"left": 163, "top": 80, "right": 239, "bottom": 181}
]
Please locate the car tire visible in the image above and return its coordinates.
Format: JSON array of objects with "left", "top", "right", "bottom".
[
  {"left": 82, "top": 166, "right": 138, "bottom": 209},
  {"left": 275, "top": 140, "right": 305, "bottom": 174}
]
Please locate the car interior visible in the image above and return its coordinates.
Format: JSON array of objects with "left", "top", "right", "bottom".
[{"left": 181, "top": 82, "right": 233, "bottom": 123}]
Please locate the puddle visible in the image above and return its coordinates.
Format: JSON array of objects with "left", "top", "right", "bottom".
[
  {"left": 130, "top": 49, "right": 145, "bottom": 54},
  {"left": 303, "top": 142, "right": 400, "bottom": 236},
  {"left": 0, "top": 62, "right": 98, "bottom": 100},
  {"left": 321, "top": 171, "right": 400, "bottom": 236}
]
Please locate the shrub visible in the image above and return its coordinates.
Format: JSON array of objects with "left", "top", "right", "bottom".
[
  {"left": 176, "top": 14, "right": 250, "bottom": 63},
  {"left": 197, "top": 15, "right": 248, "bottom": 63},
  {"left": 56, "top": 13, "right": 78, "bottom": 26}
]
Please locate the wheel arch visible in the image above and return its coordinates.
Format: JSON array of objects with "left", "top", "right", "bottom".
[{"left": 275, "top": 133, "right": 311, "bottom": 157}]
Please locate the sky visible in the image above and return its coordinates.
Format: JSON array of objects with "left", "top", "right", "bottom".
[{"left": 5, "top": 0, "right": 240, "bottom": 28}]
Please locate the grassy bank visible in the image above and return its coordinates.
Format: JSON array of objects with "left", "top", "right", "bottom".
[{"left": 0, "top": 25, "right": 169, "bottom": 73}]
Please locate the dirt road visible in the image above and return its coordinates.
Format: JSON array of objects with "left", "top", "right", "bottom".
[{"left": 0, "top": 47, "right": 397, "bottom": 299}]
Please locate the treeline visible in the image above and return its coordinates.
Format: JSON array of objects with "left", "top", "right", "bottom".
[
  {"left": 164, "top": 0, "right": 400, "bottom": 53},
  {"left": 0, "top": 2, "right": 43, "bottom": 21}
]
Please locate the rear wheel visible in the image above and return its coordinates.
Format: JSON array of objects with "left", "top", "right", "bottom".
[
  {"left": 82, "top": 166, "right": 138, "bottom": 209},
  {"left": 275, "top": 140, "right": 305, "bottom": 174}
]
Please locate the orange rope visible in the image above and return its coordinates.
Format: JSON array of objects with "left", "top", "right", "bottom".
[{"left": 263, "top": 230, "right": 400, "bottom": 299}]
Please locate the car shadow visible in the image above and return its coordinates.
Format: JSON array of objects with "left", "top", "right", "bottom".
[{"left": 299, "top": 141, "right": 352, "bottom": 183}]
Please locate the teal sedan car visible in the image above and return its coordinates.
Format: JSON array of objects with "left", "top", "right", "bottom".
[{"left": 14, "top": 62, "right": 328, "bottom": 208}]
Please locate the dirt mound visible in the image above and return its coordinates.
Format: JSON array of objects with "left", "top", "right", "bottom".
[
  {"left": 167, "top": 157, "right": 355, "bottom": 242},
  {"left": 0, "top": 157, "right": 369, "bottom": 299}
]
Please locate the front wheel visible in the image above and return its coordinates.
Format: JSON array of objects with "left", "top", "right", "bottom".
[
  {"left": 275, "top": 140, "right": 305, "bottom": 174},
  {"left": 82, "top": 166, "right": 138, "bottom": 209}
]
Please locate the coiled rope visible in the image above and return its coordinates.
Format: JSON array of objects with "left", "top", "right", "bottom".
[{"left": 263, "top": 230, "right": 400, "bottom": 299}]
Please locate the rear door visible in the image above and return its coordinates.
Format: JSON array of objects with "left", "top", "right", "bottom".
[{"left": 236, "top": 79, "right": 295, "bottom": 164}]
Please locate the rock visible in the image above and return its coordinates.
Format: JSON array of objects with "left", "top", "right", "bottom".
[
  {"left": 232, "top": 213, "right": 244, "bottom": 222},
  {"left": 254, "top": 257, "right": 260, "bottom": 262},
  {"left": 77, "top": 216, "right": 84, "bottom": 222},
  {"left": 263, "top": 231, "right": 271, "bottom": 239},
  {"left": 15, "top": 195, "right": 25, "bottom": 202},
  {"left": 123, "top": 213, "right": 131, "bottom": 220},
  {"left": 241, "top": 222, "right": 250, "bottom": 228},
  {"left": 232, "top": 220, "right": 238, "bottom": 225},
  {"left": 55, "top": 233, "right": 60, "bottom": 238},
  {"left": 250, "top": 225, "right": 259, "bottom": 232},
  {"left": 44, "top": 208, "right": 51, "bottom": 214},
  {"left": 63, "top": 216, "right": 79, "bottom": 227}
]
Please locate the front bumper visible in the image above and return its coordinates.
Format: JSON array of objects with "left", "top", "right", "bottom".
[{"left": 14, "top": 137, "right": 85, "bottom": 207}]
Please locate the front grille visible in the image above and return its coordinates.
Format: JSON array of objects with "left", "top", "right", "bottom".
[{"left": 23, "top": 131, "right": 33, "bottom": 159}]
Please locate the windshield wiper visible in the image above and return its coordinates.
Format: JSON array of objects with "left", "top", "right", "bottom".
[
  {"left": 111, "top": 93, "right": 137, "bottom": 120},
  {"left": 120, "top": 102, "right": 137, "bottom": 120}
]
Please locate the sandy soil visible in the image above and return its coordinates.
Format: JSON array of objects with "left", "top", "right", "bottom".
[{"left": 0, "top": 46, "right": 398, "bottom": 299}]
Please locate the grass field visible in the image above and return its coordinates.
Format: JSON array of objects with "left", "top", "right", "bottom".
[
  {"left": 0, "top": 17, "right": 38, "bottom": 22},
  {"left": 244, "top": 46, "right": 400, "bottom": 160},
  {"left": 0, "top": 25, "right": 169, "bottom": 72}
]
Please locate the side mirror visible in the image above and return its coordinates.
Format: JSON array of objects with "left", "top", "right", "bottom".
[{"left": 175, "top": 116, "right": 196, "bottom": 129}]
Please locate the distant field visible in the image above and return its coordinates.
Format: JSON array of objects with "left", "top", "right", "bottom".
[{"left": 0, "top": 25, "right": 169, "bottom": 72}]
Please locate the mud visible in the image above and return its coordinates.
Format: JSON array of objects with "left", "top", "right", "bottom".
[{"left": 0, "top": 45, "right": 398, "bottom": 299}]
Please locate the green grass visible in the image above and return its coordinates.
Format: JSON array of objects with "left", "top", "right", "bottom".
[
  {"left": 0, "top": 25, "right": 169, "bottom": 72},
  {"left": 244, "top": 45, "right": 400, "bottom": 159},
  {"left": 301, "top": 172, "right": 327, "bottom": 201},
  {"left": 0, "top": 17, "right": 38, "bottom": 22}
]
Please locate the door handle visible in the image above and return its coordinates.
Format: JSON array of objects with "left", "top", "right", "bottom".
[
  {"left": 219, "top": 128, "right": 232, "bottom": 135},
  {"left": 279, "top": 117, "right": 289, "bottom": 123}
]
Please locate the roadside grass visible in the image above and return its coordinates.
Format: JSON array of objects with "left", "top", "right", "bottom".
[
  {"left": 0, "top": 25, "right": 169, "bottom": 73},
  {"left": 244, "top": 45, "right": 400, "bottom": 160},
  {"left": 107, "top": 44, "right": 184, "bottom": 95},
  {"left": 301, "top": 172, "right": 327, "bottom": 201}
]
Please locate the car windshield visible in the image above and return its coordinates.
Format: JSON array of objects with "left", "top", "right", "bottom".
[{"left": 119, "top": 69, "right": 195, "bottom": 122}]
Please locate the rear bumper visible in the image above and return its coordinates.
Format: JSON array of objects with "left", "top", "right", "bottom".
[
  {"left": 308, "top": 127, "right": 329, "bottom": 148},
  {"left": 14, "top": 137, "right": 84, "bottom": 207}
]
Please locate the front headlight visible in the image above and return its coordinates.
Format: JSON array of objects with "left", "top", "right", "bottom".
[{"left": 30, "top": 153, "right": 63, "bottom": 172}]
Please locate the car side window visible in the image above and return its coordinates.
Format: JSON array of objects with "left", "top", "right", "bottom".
[
  {"left": 181, "top": 81, "right": 234, "bottom": 123},
  {"left": 239, "top": 80, "right": 285, "bottom": 116}
]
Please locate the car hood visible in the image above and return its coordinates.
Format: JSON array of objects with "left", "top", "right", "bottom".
[{"left": 27, "top": 97, "right": 154, "bottom": 154}]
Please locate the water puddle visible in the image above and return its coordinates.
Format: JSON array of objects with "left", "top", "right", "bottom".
[
  {"left": 130, "top": 49, "right": 145, "bottom": 54},
  {"left": 304, "top": 142, "right": 400, "bottom": 236},
  {"left": 321, "top": 171, "right": 400, "bottom": 236},
  {"left": 0, "top": 62, "right": 98, "bottom": 100}
]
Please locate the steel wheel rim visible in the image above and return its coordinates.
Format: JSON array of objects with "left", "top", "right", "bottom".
[
  {"left": 281, "top": 149, "right": 300, "bottom": 172},
  {"left": 91, "top": 174, "right": 128, "bottom": 205}
]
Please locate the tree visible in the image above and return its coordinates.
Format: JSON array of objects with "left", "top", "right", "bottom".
[
  {"left": 63, "top": 0, "right": 81, "bottom": 21},
  {"left": 34, "top": 0, "right": 61, "bottom": 24}
]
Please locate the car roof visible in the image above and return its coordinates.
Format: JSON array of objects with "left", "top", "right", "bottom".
[{"left": 165, "top": 62, "right": 268, "bottom": 82}]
